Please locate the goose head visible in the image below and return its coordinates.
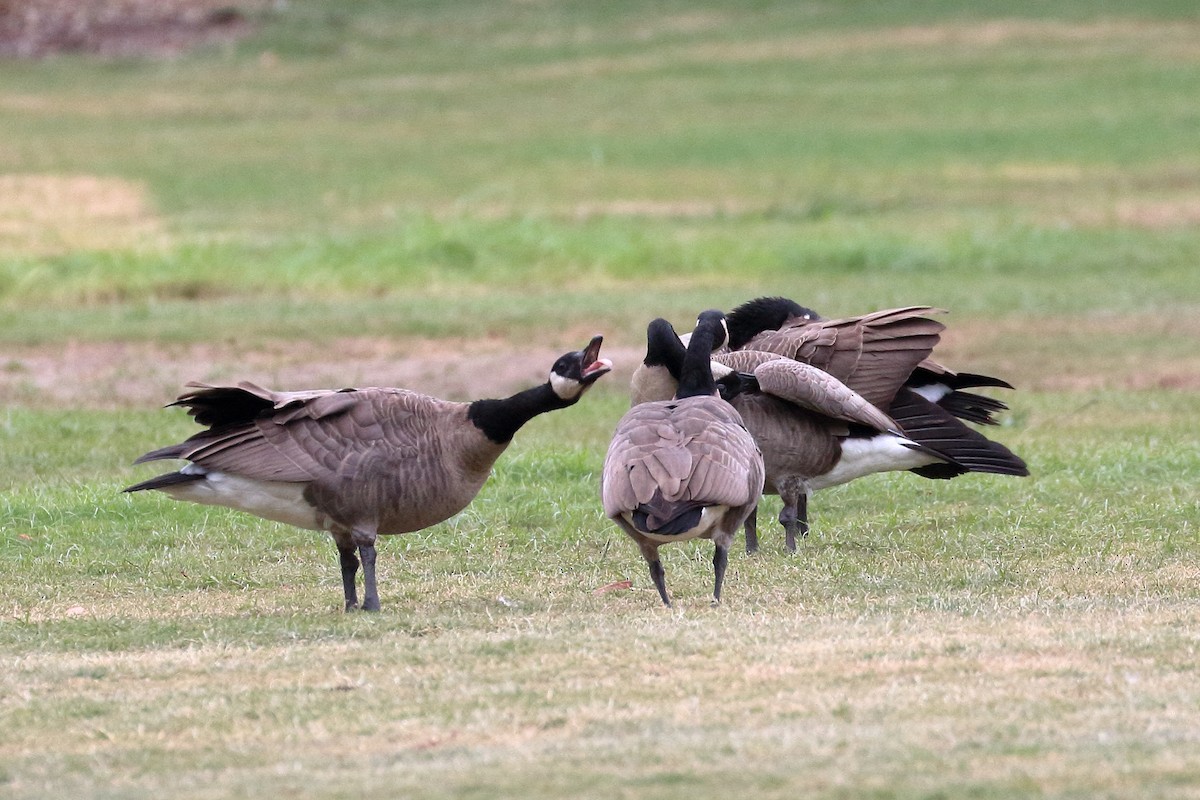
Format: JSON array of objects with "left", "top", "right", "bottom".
[
  {"left": 549, "top": 335, "right": 612, "bottom": 402},
  {"left": 695, "top": 309, "right": 729, "bottom": 351}
]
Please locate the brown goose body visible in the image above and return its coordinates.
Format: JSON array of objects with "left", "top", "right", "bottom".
[
  {"left": 725, "top": 300, "right": 1027, "bottom": 485},
  {"left": 603, "top": 311, "right": 764, "bottom": 606},
  {"left": 633, "top": 342, "right": 930, "bottom": 553},
  {"left": 125, "top": 337, "right": 612, "bottom": 612},
  {"left": 136, "top": 385, "right": 505, "bottom": 536}
]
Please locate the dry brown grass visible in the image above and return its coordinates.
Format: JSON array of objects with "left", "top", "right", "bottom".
[
  {"left": 0, "top": 336, "right": 648, "bottom": 409},
  {"left": 3, "top": 602, "right": 1198, "bottom": 798},
  {"left": 0, "top": 173, "right": 167, "bottom": 256}
]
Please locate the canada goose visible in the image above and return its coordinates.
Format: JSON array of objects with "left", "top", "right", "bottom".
[
  {"left": 632, "top": 304, "right": 1028, "bottom": 552},
  {"left": 726, "top": 296, "right": 1017, "bottom": 427},
  {"left": 602, "top": 311, "right": 764, "bottom": 606},
  {"left": 124, "top": 336, "right": 613, "bottom": 612},
  {"left": 724, "top": 298, "right": 1028, "bottom": 486}
]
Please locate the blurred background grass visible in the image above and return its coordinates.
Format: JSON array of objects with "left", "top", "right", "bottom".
[{"left": 2, "top": 0, "right": 1198, "bottom": 344}]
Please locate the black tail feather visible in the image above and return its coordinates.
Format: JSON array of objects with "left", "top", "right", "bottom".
[
  {"left": 123, "top": 471, "right": 205, "bottom": 494},
  {"left": 631, "top": 490, "right": 707, "bottom": 536},
  {"left": 911, "top": 368, "right": 1015, "bottom": 392},
  {"left": 169, "top": 384, "right": 274, "bottom": 428},
  {"left": 947, "top": 371, "right": 1015, "bottom": 391},
  {"left": 890, "top": 388, "right": 1028, "bottom": 479},
  {"left": 908, "top": 368, "right": 1014, "bottom": 426},
  {"left": 131, "top": 443, "right": 189, "bottom": 465},
  {"left": 938, "top": 389, "right": 1010, "bottom": 426}
]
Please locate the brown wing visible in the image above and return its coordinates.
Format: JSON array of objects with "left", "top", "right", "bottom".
[
  {"left": 749, "top": 358, "right": 898, "bottom": 432},
  {"left": 741, "top": 306, "right": 946, "bottom": 408},
  {"left": 162, "top": 385, "right": 447, "bottom": 484}
]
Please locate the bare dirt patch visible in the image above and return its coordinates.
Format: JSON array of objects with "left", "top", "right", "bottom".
[
  {"left": 1113, "top": 198, "right": 1200, "bottom": 230},
  {"left": 2, "top": 311, "right": 1197, "bottom": 410},
  {"left": 0, "top": 336, "right": 645, "bottom": 409},
  {"left": 0, "top": 0, "right": 265, "bottom": 59},
  {"left": 0, "top": 174, "right": 167, "bottom": 256}
]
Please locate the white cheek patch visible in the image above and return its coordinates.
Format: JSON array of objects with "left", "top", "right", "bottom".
[{"left": 550, "top": 372, "right": 582, "bottom": 400}]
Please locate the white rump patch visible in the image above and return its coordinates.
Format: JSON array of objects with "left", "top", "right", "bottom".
[
  {"left": 160, "top": 470, "right": 323, "bottom": 531},
  {"left": 810, "top": 435, "right": 941, "bottom": 490},
  {"left": 912, "top": 383, "right": 951, "bottom": 403},
  {"left": 709, "top": 361, "right": 734, "bottom": 380}
]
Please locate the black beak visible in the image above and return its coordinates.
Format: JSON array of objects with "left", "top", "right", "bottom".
[
  {"left": 717, "top": 371, "right": 760, "bottom": 402},
  {"left": 579, "top": 335, "right": 612, "bottom": 384}
]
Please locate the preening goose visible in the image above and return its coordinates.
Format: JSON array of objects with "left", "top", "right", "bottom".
[
  {"left": 633, "top": 301, "right": 1028, "bottom": 552},
  {"left": 124, "top": 336, "right": 612, "bottom": 612},
  {"left": 726, "top": 296, "right": 1018, "bottom": 428},
  {"left": 602, "top": 311, "right": 764, "bottom": 606}
]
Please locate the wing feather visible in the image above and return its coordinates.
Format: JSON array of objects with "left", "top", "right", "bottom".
[
  {"left": 750, "top": 358, "right": 897, "bottom": 432},
  {"left": 157, "top": 385, "right": 446, "bottom": 485},
  {"left": 741, "top": 306, "right": 946, "bottom": 407}
]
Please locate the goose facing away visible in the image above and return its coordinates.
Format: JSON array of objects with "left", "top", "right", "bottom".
[
  {"left": 124, "top": 336, "right": 613, "bottom": 612},
  {"left": 602, "top": 311, "right": 764, "bottom": 606}
]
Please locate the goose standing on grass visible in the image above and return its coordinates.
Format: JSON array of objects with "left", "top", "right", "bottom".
[
  {"left": 602, "top": 311, "right": 764, "bottom": 607},
  {"left": 632, "top": 301, "right": 1028, "bottom": 553},
  {"left": 124, "top": 336, "right": 612, "bottom": 612}
]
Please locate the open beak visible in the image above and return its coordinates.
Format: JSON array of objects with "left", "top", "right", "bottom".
[{"left": 579, "top": 335, "right": 613, "bottom": 384}]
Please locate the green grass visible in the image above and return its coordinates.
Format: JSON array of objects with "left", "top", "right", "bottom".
[
  {"left": 3, "top": 392, "right": 1199, "bottom": 798},
  {"left": 2, "top": 0, "right": 1200, "bottom": 797}
]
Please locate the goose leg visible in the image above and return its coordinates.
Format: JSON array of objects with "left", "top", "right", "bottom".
[
  {"left": 648, "top": 559, "right": 671, "bottom": 607},
  {"left": 337, "top": 543, "right": 360, "bottom": 611},
  {"left": 778, "top": 480, "right": 809, "bottom": 553},
  {"left": 638, "top": 540, "right": 670, "bottom": 607},
  {"left": 627, "top": 532, "right": 671, "bottom": 607},
  {"left": 743, "top": 506, "right": 759, "bottom": 555},
  {"left": 358, "top": 543, "right": 380, "bottom": 612},
  {"left": 712, "top": 542, "right": 729, "bottom": 607}
]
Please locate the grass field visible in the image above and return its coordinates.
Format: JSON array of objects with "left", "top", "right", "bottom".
[{"left": 2, "top": 1, "right": 1199, "bottom": 798}]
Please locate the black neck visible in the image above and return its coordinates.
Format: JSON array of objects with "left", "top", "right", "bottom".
[
  {"left": 467, "top": 383, "right": 571, "bottom": 444},
  {"left": 676, "top": 324, "right": 720, "bottom": 400},
  {"left": 644, "top": 319, "right": 687, "bottom": 380}
]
